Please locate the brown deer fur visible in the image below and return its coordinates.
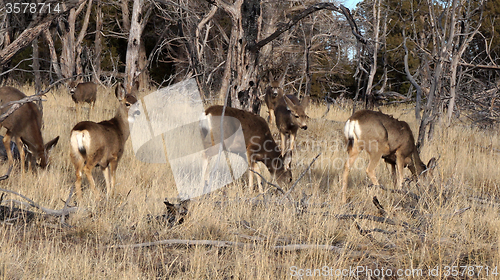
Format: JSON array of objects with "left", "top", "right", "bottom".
[
  {"left": 69, "top": 84, "right": 137, "bottom": 199},
  {"left": 274, "top": 94, "right": 309, "bottom": 155},
  {"left": 0, "top": 86, "right": 59, "bottom": 172},
  {"left": 342, "top": 110, "right": 434, "bottom": 202},
  {"left": 69, "top": 81, "right": 97, "bottom": 109},
  {"left": 204, "top": 105, "right": 292, "bottom": 192}
]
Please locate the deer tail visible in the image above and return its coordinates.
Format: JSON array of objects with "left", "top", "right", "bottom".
[{"left": 70, "top": 130, "right": 91, "bottom": 157}]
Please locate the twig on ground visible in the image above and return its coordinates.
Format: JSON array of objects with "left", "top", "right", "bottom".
[
  {"left": 0, "top": 187, "right": 79, "bottom": 217},
  {"left": 249, "top": 169, "right": 285, "bottom": 194},
  {"left": 60, "top": 185, "right": 75, "bottom": 224},
  {"left": 369, "top": 184, "right": 420, "bottom": 201},
  {"left": 372, "top": 196, "right": 387, "bottom": 217},
  {"left": 331, "top": 213, "right": 424, "bottom": 236},
  {"left": 109, "top": 238, "right": 352, "bottom": 253}
]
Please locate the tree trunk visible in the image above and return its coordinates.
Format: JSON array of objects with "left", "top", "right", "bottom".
[
  {"left": 94, "top": 0, "right": 103, "bottom": 83},
  {"left": 125, "top": 0, "right": 151, "bottom": 92},
  {"left": 0, "top": 14, "right": 58, "bottom": 65},
  {"left": 364, "top": 0, "right": 381, "bottom": 110},
  {"left": 121, "top": 0, "right": 131, "bottom": 32},
  {"left": 43, "top": 29, "right": 63, "bottom": 81},
  {"left": 213, "top": 1, "right": 364, "bottom": 112},
  {"left": 75, "top": 0, "right": 93, "bottom": 78}
]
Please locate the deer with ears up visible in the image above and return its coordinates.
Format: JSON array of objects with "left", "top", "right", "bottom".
[
  {"left": 264, "top": 74, "right": 309, "bottom": 155},
  {"left": 69, "top": 81, "right": 97, "bottom": 110},
  {"left": 0, "top": 86, "right": 59, "bottom": 174},
  {"left": 264, "top": 74, "right": 283, "bottom": 125},
  {"left": 203, "top": 105, "right": 292, "bottom": 192},
  {"left": 69, "top": 82, "right": 137, "bottom": 199},
  {"left": 342, "top": 109, "right": 436, "bottom": 203},
  {"left": 274, "top": 94, "right": 309, "bottom": 156}
]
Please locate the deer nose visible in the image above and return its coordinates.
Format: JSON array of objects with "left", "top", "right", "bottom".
[{"left": 302, "top": 125, "right": 308, "bottom": 130}]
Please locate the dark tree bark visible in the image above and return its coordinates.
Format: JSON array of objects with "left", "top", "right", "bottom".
[{"left": 0, "top": 10, "right": 70, "bottom": 66}]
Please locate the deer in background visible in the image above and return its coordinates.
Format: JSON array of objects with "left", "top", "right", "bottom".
[
  {"left": 342, "top": 109, "right": 435, "bottom": 202},
  {"left": 264, "top": 75, "right": 284, "bottom": 125},
  {"left": 264, "top": 74, "right": 309, "bottom": 155},
  {"left": 69, "top": 81, "right": 97, "bottom": 112},
  {"left": 203, "top": 105, "right": 292, "bottom": 193},
  {"left": 69, "top": 83, "right": 137, "bottom": 199},
  {"left": 0, "top": 86, "right": 59, "bottom": 174},
  {"left": 274, "top": 94, "right": 309, "bottom": 156}
]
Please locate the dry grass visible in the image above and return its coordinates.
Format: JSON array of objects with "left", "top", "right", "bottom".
[{"left": 0, "top": 84, "right": 499, "bottom": 279}]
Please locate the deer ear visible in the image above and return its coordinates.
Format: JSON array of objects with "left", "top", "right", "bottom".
[
  {"left": 301, "top": 95, "right": 310, "bottom": 109},
  {"left": 45, "top": 136, "right": 59, "bottom": 152},
  {"left": 115, "top": 82, "right": 126, "bottom": 100},
  {"left": 284, "top": 95, "right": 294, "bottom": 109},
  {"left": 164, "top": 199, "right": 176, "bottom": 214},
  {"left": 426, "top": 157, "right": 437, "bottom": 170},
  {"left": 269, "top": 72, "right": 274, "bottom": 83}
]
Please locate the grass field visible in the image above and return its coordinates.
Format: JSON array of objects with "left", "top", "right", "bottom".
[{"left": 0, "top": 84, "right": 499, "bottom": 279}]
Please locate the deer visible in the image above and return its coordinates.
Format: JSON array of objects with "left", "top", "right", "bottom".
[
  {"left": 264, "top": 77, "right": 283, "bottom": 125},
  {"left": 0, "top": 87, "right": 60, "bottom": 174},
  {"left": 342, "top": 109, "right": 435, "bottom": 202},
  {"left": 69, "top": 82, "right": 137, "bottom": 199},
  {"left": 203, "top": 105, "right": 292, "bottom": 193},
  {"left": 69, "top": 81, "right": 97, "bottom": 113},
  {"left": 263, "top": 74, "right": 309, "bottom": 154},
  {"left": 274, "top": 94, "right": 309, "bottom": 156}
]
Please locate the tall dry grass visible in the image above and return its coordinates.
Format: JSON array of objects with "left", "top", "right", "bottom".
[{"left": 0, "top": 84, "right": 498, "bottom": 279}]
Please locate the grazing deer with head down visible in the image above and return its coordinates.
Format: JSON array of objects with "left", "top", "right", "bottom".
[
  {"left": 342, "top": 109, "right": 435, "bottom": 202},
  {"left": 0, "top": 87, "right": 59, "bottom": 174},
  {"left": 69, "top": 81, "right": 97, "bottom": 111},
  {"left": 204, "top": 105, "right": 292, "bottom": 192},
  {"left": 69, "top": 83, "right": 137, "bottom": 199}
]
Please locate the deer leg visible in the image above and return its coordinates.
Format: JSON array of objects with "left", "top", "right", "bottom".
[
  {"left": 395, "top": 153, "right": 405, "bottom": 188},
  {"left": 253, "top": 162, "right": 263, "bottom": 193},
  {"left": 70, "top": 149, "right": 85, "bottom": 199},
  {"left": 248, "top": 162, "right": 255, "bottom": 190},
  {"left": 268, "top": 109, "right": 275, "bottom": 124},
  {"left": 74, "top": 165, "right": 84, "bottom": 199},
  {"left": 389, "top": 163, "right": 397, "bottom": 186},
  {"left": 83, "top": 163, "right": 100, "bottom": 199},
  {"left": 14, "top": 137, "right": 25, "bottom": 173},
  {"left": 3, "top": 132, "right": 13, "bottom": 169},
  {"left": 105, "top": 159, "right": 118, "bottom": 198},
  {"left": 366, "top": 151, "right": 383, "bottom": 186},
  {"left": 102, "top": 166, "right": 111, "bottom": 197},
  {"left": 280, "top": 132, "right": 287, "bottom": 156},
  {"left": 290, "top": 132, "right": 296, "bottom": 152},
  {"left": 342, "top": 140, "right": 360, "bottom": 203}
]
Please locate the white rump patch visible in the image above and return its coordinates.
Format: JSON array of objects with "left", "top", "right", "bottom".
[
  {"left": 344, "top": 119, "right": 361, "bottom": 140},
  {"left": 70, "top": 130, "right": 91, "bottom": 154}
]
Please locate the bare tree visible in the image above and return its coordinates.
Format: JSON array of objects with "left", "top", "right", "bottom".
[
  {"left": 208, "top": 1, "right": 365, "bottom": 112},
  {"left": 124, "top": 0, "right": 152, "bottom": 92}
]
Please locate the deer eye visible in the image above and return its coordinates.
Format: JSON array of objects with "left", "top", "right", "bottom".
[{"left": 293, "top": 114, "right": 299, "bottom": 118}]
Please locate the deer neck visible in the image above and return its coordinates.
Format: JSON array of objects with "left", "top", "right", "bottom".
[
  {"left": 21, "top": 128, "right": 46, "bottom": 166},
  {"left": 412, "top": 148, "right": 427, "bottom": 175},
  {"left": 261, "top": 148, "right": 285, "bottom": 175},
  {"left": 113, "top": 104, "right": 131, "bottom": 142}
]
